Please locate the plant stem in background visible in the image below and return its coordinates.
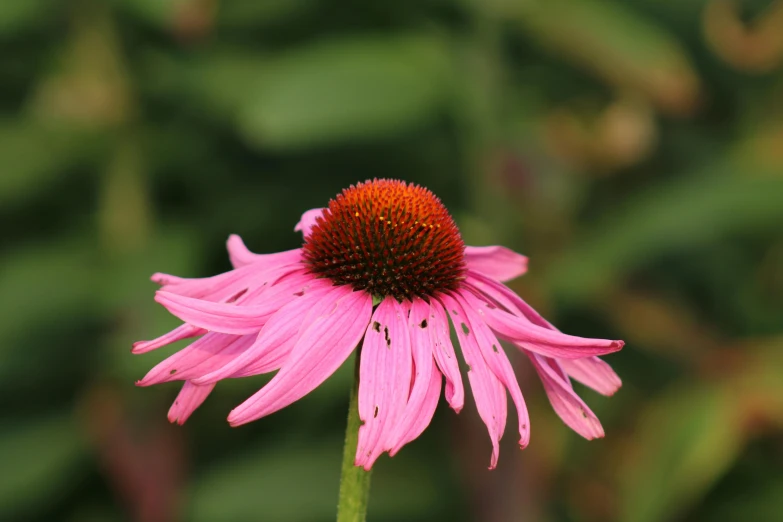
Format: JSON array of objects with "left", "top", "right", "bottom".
[{"left": 336, "top": 354, "right": 372, "bottom": 522}]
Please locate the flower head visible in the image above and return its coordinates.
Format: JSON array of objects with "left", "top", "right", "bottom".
[{"left": 135, "top": 179, "right": 623, "bottom": 469}]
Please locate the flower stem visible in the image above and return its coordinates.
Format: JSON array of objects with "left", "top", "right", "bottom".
[{"left": 336, "top": 355, "right": 372, "bottom": 522}]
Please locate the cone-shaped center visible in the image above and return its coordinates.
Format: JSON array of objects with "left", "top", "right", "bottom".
[{"left": 302, "top": 179, "right": 466, "bottom": 300}]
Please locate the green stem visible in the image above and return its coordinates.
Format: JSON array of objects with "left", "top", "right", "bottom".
[{"left": 336, "top": 354, "right": 372, "bottom": 522}]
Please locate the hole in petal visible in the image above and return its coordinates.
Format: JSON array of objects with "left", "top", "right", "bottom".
[
  {"left": 419, "top": 319, "right": 428, "bottom": 328},
  {"left": 492, "top": 344, "right": 499, "bottom": 353},
  {"left": 169, "top": 369, "right": 177, "bottom": 375},
  {"left": 372, "top": 321, "right": 381, "bottom": 332},
  {"left": 461, "top": 323, "right": 470, "bottom": 335},
  {"left": 384, "top": 326, "right": 391, "bottom": 347}
]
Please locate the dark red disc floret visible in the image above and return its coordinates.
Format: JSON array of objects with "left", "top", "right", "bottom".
[{"left": 302, "top": 179, "right": 466, "bottom": 300}]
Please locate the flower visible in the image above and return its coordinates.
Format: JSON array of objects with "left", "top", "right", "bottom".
[{"left": 135, "top": 179, "right": 623, "bottom": 469}]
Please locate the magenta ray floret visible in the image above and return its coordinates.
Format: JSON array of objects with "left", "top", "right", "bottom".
[{"left": 135, "top": 179, "right": 623, "bottom": 469}]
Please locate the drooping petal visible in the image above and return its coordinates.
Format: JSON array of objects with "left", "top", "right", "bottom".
[
  {"left": 439, "top": 293, "right": 507, "bottom": 469},
  {"left": 227, "top": 287, "right": 372, "bottom": 426},
  {"left": 428, "top": 299, "right": 464, "bottom": 413},
  {"left": 392, "top": 364, "right": 441, "bottom": 457},
  {"left": 475, "top": 300, "right": 624, "bottom": 359},
  {"left": 154, "top": 272, "right": 321, "bottom": 335},
  {"left": 227, "top": 234, "right": 303, "bottom": 270},
  {"left": 137, "top": 332, "right": 256, "bottom": 385},
  {"left": 232, "top": 269, "right": 319, "bottom": 305},
  {"left": 465, "top": 246, "right": 528, "bottom": 282},
  {"left": 132, "top": 324, "right": 204, "bottom": 354},
  {"left": 294, "top": 208, "right": 325, "bottom": 238},
  {"left": 155, "top": 259, "right": 303, "bottom": 304},
  {"left": 466, "top": 271, "right": 554, "bottom": 329},
  {"left": 167, "top": 381, "right": 216, "bottom": 425},
  {"left": 151, "top": 273, "right": 188, "bottom": 286},
  {"left": 467, "top": 271, "right": 622, "bottom": 396},
  {"left": 559, "top": 357, "right": 622, "bottom": 396},
  {"left": 456, "top": 291, "right": 531, "bottom": 449},
  {"left": 191, "top": 283, "right": 336, "bottom": 384},
  {"left": 387, "top": 298, "right": 442, "bottom": 456},
  {"left": 152, "top": 264, "right": 257, "bottom": 299},
  {"left": 154, "top": 292, "right": 268, "bottom": 335},
  {"left": 355, "top": 297, "right": 413, "bottom": 470},
  {"left": 527, "top": 354, "right": 604, "bottom": 439}
]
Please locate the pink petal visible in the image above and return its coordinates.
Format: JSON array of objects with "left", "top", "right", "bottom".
[
  {"left": 152, "top": 264, "right": 257, "bottom": 299},
  {"left": 467, "top": 271, "right": 623, "bottom": 396},
  {"left": 475, "top": 300, "right": 624, "bottom": 359},
  {"left": 132, "top": 324, "right": 204, "bottom": 354},
  {"left": 137, "top": 332, "right": 256, "bottom": 385},
  {"left": 191, "top": 284, "right": 337, "bottom": 384},
  {"left": 226, "top": 234, "right": 303, "bottom": 270},
  {"left": 294, "top": 208, "right": 325, "bottom": 238},
  {"left": 232, "top": 269, "right": 320, "bottom": 305},
  {"left": 154, "top": 292, "right": 268, "bottom": 335},
  {"left": 428, "top": 299, "right": 465, "bottom": 413},
  {"left": 227, "top": 287, "right": 371, "bottom": 426},
  {"left": 391, "top": 364, "right": 441, "bottom": 457},
  {"left": 465, "top": 246, "right": 528, "bottom": 282},
  {"left": 355, "top": 298, "right": 413, "bottom": 470},
  {"left": 456, "top": 291, "right": 531, "bottom": 449},
  {"left": 167, "top": 381, "right": 215, "bottom": 425},
  {"left": 439, "top": 293, "right": 507, "bottom": 469},
  {"left": 528, "top": 354, "right": 604, "bottom": 439},
  {"left": 154, "top": 272, "right": 321, "bottom": 335},
  {"left": 466, "top": 271, "right": 554, "bottom": 328},
  {"left": 559, "top": 357, "right": 622, "bottom": 396},
  {"left": 151, "top": 273, "right": 188, "bottom": 286},
  {"left": 155, "top": 259, "right": 303, "bottom": 304},
  {"left": 387, "top": 298, "right": 442, "bottom": 456}
]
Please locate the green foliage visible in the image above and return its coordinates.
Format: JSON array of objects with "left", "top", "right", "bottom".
[
  {"left": 238, "top": 35, "right": 452, "bottom": 150},
  {"left": 1, "top": 0, "right": 782, "bottom": 521},
  {"left": 0, "top": 415, "right": 86, "bottom": 516}
]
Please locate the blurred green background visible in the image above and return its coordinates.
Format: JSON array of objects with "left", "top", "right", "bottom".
[{"left": 2, "top": 0, "right": 783, "bottom": 521}]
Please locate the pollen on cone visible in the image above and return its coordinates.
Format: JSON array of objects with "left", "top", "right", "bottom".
[{"left": 302, "top": 179, "right": 466, "bottom": 300}]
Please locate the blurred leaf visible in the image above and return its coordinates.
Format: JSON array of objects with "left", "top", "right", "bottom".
[
  {"left": 124, "top": 0, "right": 312, "bottom": 31},
  {"left": 485, "top": 0, "right": 700, "bottom": 113},
  {"left": 189, "top": 441, "right": 340, "bottom": 522},
  {"left": 547, "top": 167, "right": 783, "bottom": 302},
  {"left": 733, "top": 339, "right": 783, "bottom": 425},
  {"left": 216, "top": 0, "right": 314, "bottom": 29},
  {"left": 141, "top": 50, "right": 267, "bottom": 120},
  {"left": 189, "top": 439, "right": 439, "bottom": 522},
  {"left": 0, "top": 0, "right": 55, "bottom": 35},
  {"left": 117, "top": 0, "right": 179, "bottom": 27},
  {"left": 706, "top": 477, "right": 783, "bottom": 522},
  {"left": 619, "top": 383, "right": 744, "bottom": 522},
  {"left": 99, "top": 226, "right": 201, "bottom": 381},
  {"left": 0, "top": 414, "right": 86, "bottom": 516},
  {"left": 0, "top": 122, "right": 101, "bottom": 205},
  {"left": 0, "top": 235, "right": 97, "bottom": 337},
  {"left": 98, "top": 225, "right": 200, "bottom": 307},
  {"left": 238, "top": 34, "right": 453, "bottom": 150}
]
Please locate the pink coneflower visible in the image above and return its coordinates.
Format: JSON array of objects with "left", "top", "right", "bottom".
[{"left": 135, "top": 179, "right": 623, "bottom": 469}]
